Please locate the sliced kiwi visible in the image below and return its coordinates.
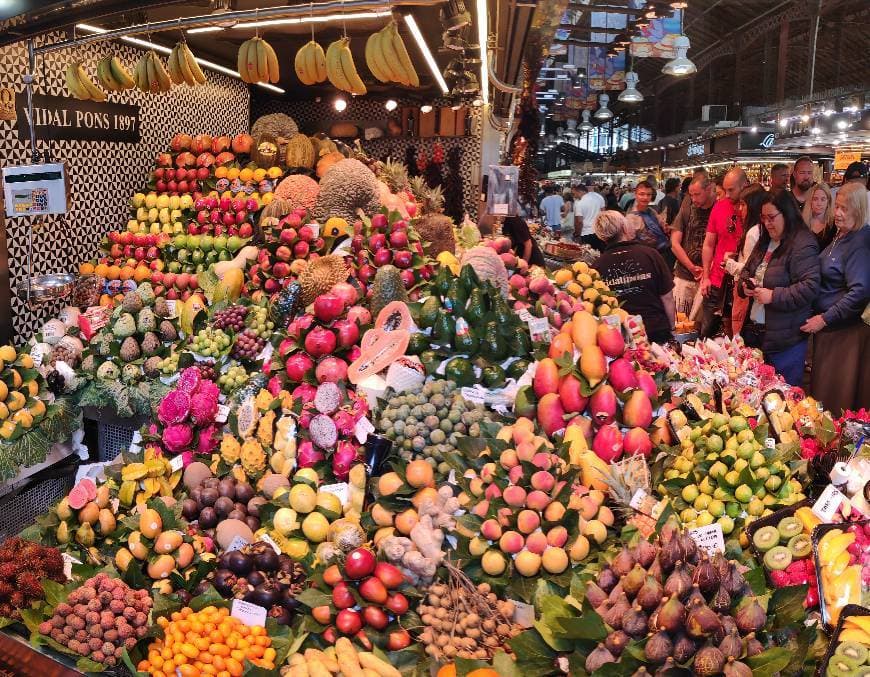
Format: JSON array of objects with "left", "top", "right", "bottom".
[
  {"left": 763, "top": 545, "right": 793, "bottom": 571},
  {"left": 825, "top": 665, "right": 850, "bottom": 677},
  {"left": 753, "top": 525, "right": 780, "bottom": 553},
  {"left": 836, "top": 641, "right": 869, "bottom": 665},
  {"left": 854, "top": 667, "right": 870, "bottom": 676},
  {"left": 828, "top": 655, "right": 861, "bottom": 675},
  {"left": 777, "top": 516, "right": 803, "bottom": 542},
  {"left": 788, "top": 533, "right": 813, "bottom": 558}
]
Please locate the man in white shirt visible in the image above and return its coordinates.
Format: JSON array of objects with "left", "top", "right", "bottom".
[
  {"left": 574, "top": 183, "right": 606, "bottom": 250},
  {"left": 646, "top": 175, "right": 665, "bottom": 207}
]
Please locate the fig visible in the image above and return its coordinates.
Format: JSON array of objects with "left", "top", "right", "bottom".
[
  {"left": 656, "top": 594, "right": 686, "bottom": 634},
  {"left": 685, "top": 583, "right": 705, "bottom": 607},
  {"left": 654, "top": 658, "right": 677, "bottom": 677},
  {"left": 743, "top": 632, "right": 763, "bottom": 657},
  {"left": 679, "top": 531, "right": 699, "bottom": 564},
  {"left": 636, "top": 576, "right": 664, "bottom": 612},
  {"left": 597, "top": 567, "right": 618, "bottom": 593},
  {"left": 695, "top": 556, "right": 720, "bottom": 596},
  {"left": 644, "top": 631, "right": 673, "bottom": 664},
  {"left": 724, "top": 659, "right": 753, "bottom": 677},
  {"left": 711, "top": 585, "right": 731, "bottom": 613},
  {"left": 612, "top": 547, "right": 635, "bottom": 577},
  {"left": 686, "top": 599, "right": 723, "bottom": 639},
  {"left": 693, "top": 645, "right": 726, "bottom": 676},
  {"left": 659, "top": 533, "right": 682, "bottom": 573},
  {"left": 720, "top": 614, "right": 738, "bottom": 638},
  {"left": 608, "top": 582, "right": 626, "bottom": 604},
  {"left": 719, "top": 631, "right": 742, "bottom": 660},
  {"left": 621, "top": 604, "right": 648, "bottom": 639},
  {"left": 664, "top": 561, "right": 692, "bottom": 601},
  {"left": 722, "top": 563, "right": 747, "bottom": 597},
  {"left": 605, "top": 629, "right": 630, "bottom": 657},
  {"left": 734, "top": 597, "right": 766, "bottom": 634},
  {"left": 647, "top": 554, "right": 664, "bottom": 583},
  {"left": 603, "top": 598, "right": 630, "bottom": 630},
  {"left": 673, "top": 632, "right": 697, "bottom": 664},
  {"left": 585, "top": 644, "right": 616, "bottom": 672},
  {"left": 634, "top": 539, "right": 657, "bottom": 568},
  {"left": 622, "top": 563, "right": 646, "bottom": 597},
  {"left": 586, "top": 581, "right": 608, "bottom": 608}
]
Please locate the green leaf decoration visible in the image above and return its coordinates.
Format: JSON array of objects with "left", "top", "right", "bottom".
[
  {"left": 189, "top": 585, "right": 228, "bottom": 612},
  {"left": 75, "top": 656, "right": 108, "bottom": 674},
  {"left": 508, "top": 628, "right": 558, "bottom": 673},
  {"left": 746, "top": 647, "right": 793, "bottom": 676},
  {"left": 769, "top": 584, "right": 809, "bottom": 627},
  {"left": 491, "top": 650, "right": 523, "bottom": 677},
  {"left": 744, "top": 566, "right": 768, "bottom": 595},
  {"left": 295, "top": 587, "right": 333, "bottom": 609}
]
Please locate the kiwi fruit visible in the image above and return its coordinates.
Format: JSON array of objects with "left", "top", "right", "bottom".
[
  {"left": 836, "top": 641, "right": 869, "bottom": 665},
  {"left": 828, "top": 654, "right": 861, "bottom": 674},
  {"left": 788, "top": 533, "right": 813, "bottom": 558},
  {"left": 777, "top": 516, "right": 803, "bottom": 542},
  {"left": 753, "top": 525, "right": 780, "bottom": 553},
  {"left": 763, "top": 545, "right": 793, "bottom": 571}
]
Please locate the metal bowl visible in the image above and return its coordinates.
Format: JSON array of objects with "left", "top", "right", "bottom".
[{"left": 18, "top": 273, "right": 76, "bottom": 303}]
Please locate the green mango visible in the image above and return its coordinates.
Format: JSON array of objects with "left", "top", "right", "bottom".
[
  {"left": 507, "top": 359, "right": 531, "bottom": 380},
  {"left": 454, "top": 330, "right": 479, "bottom": 356},
  {"left": 419, "top": 296, "right": 441, "bottom": 329},
  {"left": 514, "top": 385, "right": 537, "bottom": 418},
  {"left": 480, "top": 321, "right": 507, "bottom": 362},
  {"left": 444, "top": 357, "right": 475, "bottom": 387},
  {"left": 482, "top": 364, "right": 507, "bottom": 389},
  {"left": 465, "top": 288, "right": 489, "bottom": 325},
  {"left": 406, "top": 332, "right": 431, "bottom": 355}
]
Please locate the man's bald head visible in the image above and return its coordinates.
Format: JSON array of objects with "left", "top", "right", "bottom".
[{"left": 723, "top": 168, "right": 748, "bottom": 204}]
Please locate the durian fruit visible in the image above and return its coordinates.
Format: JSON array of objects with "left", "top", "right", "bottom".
[
  {"left": 298, "top": 255, "right": 349, "bottom": 306},
  {"left": 369, "top": 265, "right": 409, "bottom": 318},
  {"left": 414, "top": 213, "right": 456, "bottom": 257}
]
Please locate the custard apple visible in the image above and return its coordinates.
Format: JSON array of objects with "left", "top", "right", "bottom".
[
  {"left": 112, "top": 313, "right": 136, "bottom": 339},
  {"left": 154, "top": 298, "right": 171, "bottom": 319},
  {"left": 121, "top": 362, "right": 141, "bottom": 383},
  {"left": 93, "top": 331, "right": 114, "bottom": 357},
  {"left": 135, "top": 282, "right": 156, "bottom": 306},
  {"left": 141, "top": 331, "right": 160, "bottom": 356},
  {"left": 143, "top": 356, "right": 162, "bottom": 378},
  {"left": 96, "top": 361, "right": 120, "bottom": 380},
  {"left": 137, "top": 308, "right": 157, "bottom": 334},
  {"left": 119, "top": 336, "right": 141, "bottom": 362},
  {"left": 121, "top": 291, "right": 143, "bottom": 314},
  {"left": 158, "top": 320, "right": 178, "bottom": 342}
]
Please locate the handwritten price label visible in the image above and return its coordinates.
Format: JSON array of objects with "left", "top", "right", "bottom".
[
  {"left": 215, "top": 404, "right": 231, "bottom": 423},
  {"left": 259, "top": 533, "right": 282, "bottom": 555},
  {"left": 129, "top": 431, "right": 143, "bottom": 454},
  {"left": 320, "top": 482, "right": 350, "bottom": 507},
  {"left": 527, "top": 316, "right": 551, "bottom": 343},
  {"left": 630, "top": 489, "right": 648, "bottom": 511},
  {"left": 225, "top": 535, "right": 250, "bottom": 552},
  {"left": 169, "top": 455, "right": 184, "bottom": 472},
  {"left": 688, "top": 524, "right": 725, "bottom": 555},
  {"left": 231, "top": 599, "right": 266, "bottom": 627},
  {"left": 812, "top": 484, "right": 845, "bottom": 522},
  {"left": 354, "top": 416, "right": 375, "bottom": 444}
]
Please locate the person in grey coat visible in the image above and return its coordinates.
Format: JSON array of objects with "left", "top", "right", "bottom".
[{"left": 737, "top": 191, "right": 820, "bottom": 385}]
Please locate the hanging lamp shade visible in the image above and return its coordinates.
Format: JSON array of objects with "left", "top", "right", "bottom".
[
  {"left": 594, "top": 93, "right": 613, "bottom": 120},
  {"left": 579, "top": 109, "right": 593, "bottom": 131},
  {"left": 662, "top": 35, "right": 697, "bottom": 75},
  {"left": 618, "top": 71, "right": 644, "bottom": 103}
]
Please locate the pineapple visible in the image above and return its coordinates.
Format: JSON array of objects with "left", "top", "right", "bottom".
[
  {"left": 602, "top": 455, "right": 661, "bottom": 539},
  {"left": 409, "top": 176, "right": 445, "bottom": 215},
  {"left": 377, "top": 158, "right": 411, "bottom": 194}
]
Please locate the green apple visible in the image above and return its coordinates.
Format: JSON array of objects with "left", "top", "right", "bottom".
[
  {"left": 227, "top": 235, "right": 243, "bottom": 252},
  {"left": 213, "top": 235, "right": 228, "bottom": 252},
  {"left": 173, "top": 234, "right": 188, "bottom": 249},
  {"left": 176, "top": 248, "right": 190, "bottom": 263},
  {"left": 191, "top": 249, "right": 205, "bottom": 264},
  {"left": 200, "top": 235, "right": 214, "bottom": 252},
  {"left": 168, "top": 261, "right": 182, "bottom": 273},
  {"left": 187, "top": 235, "right": 201, "bottom": 250},
  {"left": 206, "top": 250, "right": 218, "bottom": 264},
  {"left": 218, "top": 250, "right": 232, "bottom": 262}
]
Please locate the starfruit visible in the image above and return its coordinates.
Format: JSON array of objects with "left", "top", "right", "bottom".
[
  {"left": 121, "top": 463, "right": 149, "bottom": 481},
  {"left": 157, "top": 477, "right": 173, "bottom": 496},
  {"left": 118, "top": 480, "right": 137, "bottom": 506},
  {"left": 141, "top": 477, "right": 160, "bottom": 495},
  {"left": 830, "top": 550, "right": 853, "bottom": 578},
  {"left": 145, "top": 458, "right": 167, "bottom": 477},
  {"left": 168, "top": 469, "right": 182, "bottom": 489}
]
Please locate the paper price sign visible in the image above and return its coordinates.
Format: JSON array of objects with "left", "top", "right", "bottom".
[
  {"left": 257, "top": 341, "right": 274, "bottom": 364},
  {"left": 688, "top": 524, "right": 725, "bottom": 555},
  {"left": 259, "top": 533, "right": 282, "bottom": 555},
  {"left": 320, "top": 482, "right": 350, "bottom": 506},
  {"left": 216, "top": 404, "right": 231, "bottom": 423},
  {"left": 460, "top": 387, "right": 486, "bottom": 404},
  {"left": 165, "top": 300, "right": 178, "bottom": 319},
  {"left": 527, "top": 317, "right": 551, "bottom": 343},
  {"left": 630, "top": 489, "right": 648, "bottom": 510},
  {"left": 169, "top": 455, "right": 185, "bottom": 472},
  {"left": 231, "top": 599, "right": 267, "bottom": 627},
  {"left": 765, "top": 438, "right": 776, "bottom": 449},
  {"left": 129, "top": 430, "right": 143, "bottom": 454},
  {"left": 30, "top": 343, "right": 48, "bottom": 368},
  {"left": 509, "top": 599, "right": 535, "bottom": 629},
  {"left": 516, "top": 308, "right": 534, "bottom": 323},
  {"left": 812, "top": 484, "right": 845, "bottom": 522},
  {"left": 354, "top": 416, "right": 375, "bottom": 444},
  {"left": 225, "top": 535, "right": 250, "bottom": 552}
]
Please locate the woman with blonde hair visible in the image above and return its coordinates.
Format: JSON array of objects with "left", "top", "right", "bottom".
[
  {"left": 801, "top": 182, "right": 870, "bottom": 414},
  {"left": 802, "top": 182, "right": 836, "bottom": 249}
]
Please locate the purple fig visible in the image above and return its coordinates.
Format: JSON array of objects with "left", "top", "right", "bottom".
[
  {"left": 585, "top": 643, "right": 616, "bottom": 672},
  {"left": 656, "top": 594, "right": 686, "bottom": 633},
  {"left": 719, "top": 631, "right": 742, "bottom": 660},
  {"left": 623, "top": 563, "right": 646, "bottom": 597},
  {"left": 734, "top": 597, "right": 766, "bottom": 634},
  {"left": 664, "top": 561, "right": 692, "bottom": 601},
  {"left": 686, "top": 599, "right": 723, "bottom": 639},
  {"left": 621, "top": 604, "right": 648, "bottom": 639},
  {"left": 636, "top": 576, "right": 665, "bottom": 613},
  {"left": 645, "top": 631, "right": 673, "bottom": 664},
  {"left": 693, "top": 645, "right": 726, "bottom": 676},
  {"left": 612, "top": 547, "right": 636, "bottom": 577},
  {"left": 605, "top": 629, "right": 630, "bottom": 657}
]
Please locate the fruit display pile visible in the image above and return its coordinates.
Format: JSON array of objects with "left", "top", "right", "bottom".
[{"left": 0, "top": 118, "right": 863, "bottom": 677}]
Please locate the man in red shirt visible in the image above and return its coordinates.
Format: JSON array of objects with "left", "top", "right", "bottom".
[{"left": 699, "top": 167, "right": 748, "bottom": 337}]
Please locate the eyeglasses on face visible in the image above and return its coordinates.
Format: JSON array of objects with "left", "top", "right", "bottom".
[{"left": 759, "top": 211, "right": 782, "bottom": 224}]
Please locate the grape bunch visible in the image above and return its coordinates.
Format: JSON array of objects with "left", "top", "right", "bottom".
[
  {"left": 245, "top": 305, "right": 274, "bottom": 338},
  {"left": 231, "top": 328, "right": 266, "bottom": 361},
  {"left": 217, "top": 362, "right": 248, "bottom": 394},
  {"left": 212, "top": 305, "right": 248, "bottom": 332},
  {"left": 194, "top": 360, "right": 217, "bottom": 383},
  {"left": 190, "top": 327, "right": 231, "bottom": 357},
  {"left": 158, "top": 352, "right": 179, "bottom": 375}
]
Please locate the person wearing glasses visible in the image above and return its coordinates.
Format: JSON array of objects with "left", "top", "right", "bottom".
[
  {"left": 699, "top": 168, "right": 748, "bottom": 337},
  {"left": 801, "top": 182, "right": 870, "bottom": 414},
  {"left": 737, "top": 191, "right": 820, "bottom": 386}
]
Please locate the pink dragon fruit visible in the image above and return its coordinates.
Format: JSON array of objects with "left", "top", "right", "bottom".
[
  {"left": 267, "top": 375, "right": 283, "bottom": 397},
  {"left": 197, "top": 425, "right": 220, "bottom": 455},
  {"left": 309, "top": 414, "right": 338, "bottom": 449},
  {"left": 297, "top": 440, "right": 324, "bottom": 468},
  {"left": 299, "top": 407, "right": 313, "bottom": 429},
  {"left": 163, "top": 424, "right": 194, "bottom": 453},
  {"left": 194, "top": 379, "right": 220, "bottom": 402},
  {"left": 293, "top": 383, "right": 317, "bottom": 404},
  {"left": 177, "top": 367, "right": 202, "bottom": 394},
  {"left": 331, "top": 440, "right": 359, "bottom": 481},
  {"left": 333, "top": 409, "right": 357, "bottom": 436},
  {"left": 314, "top": 382, "right": 342, "bottom": 415},
  {"left": 190, "top": 391, "right": 219, "bottom": 425},
  {"left": 158, "top": 390, "right": 191, "bottom": 425}
]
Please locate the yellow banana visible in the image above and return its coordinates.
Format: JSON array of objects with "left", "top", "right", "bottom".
[
  {"left": 109, "top": 56, "right": 134, "bottom": 90},
  {"left": 260, "top": 38, "right": 279, "bottom": 83},
  {"left": 389, "top": 21, "right": 418, "bottom": 87},
  {"left": 377, "top": 25, "right": 406, "bottom": 85},
  {"left": 168, "top": 45, "right": 185, "bottom": 85},
  {"left": 151, "top": 51, "right": 171, "bottom": 92},
  {"left": 365, "top": 32, "right": 389, "bottom": 83},
  {"left": 244, "top": 39, "right": 260, "bottom": 83},
  {"left": 65, "top": 63, "right": 89, "bottom": 99},
  {"left": 325, "top": 39, "right": 351, "bottom": 92},
  {"left": 181, "top": 43, "right": 207, "bottom": 84},
  {"left": 95, "top": 57, "right": 116, "bottom": 91},
  {"left": 75, "top": 62, "right": 106, "bottom": 101},
  {"left": 339, "top": 38, "right": 366, "bottom": 95},
  {"left": 310, "top": 41, "right": 327, "bottom": 82},
  {"left": 255, "top": 38, "right": 268, "bottom": 82},
  {"left": 237, "top": 40, "right": 252, "bottom": 83},
  {"left": 295, "top": 43, "right": 314, "bottom": 85},
  {"left": 137, "top": 54, "right": 149, "bottom": 91},
  {"left": 175, "top": 44, "right": 194, "bottom": 85},
  {"left": 145, "top": 52, "right": 159, "bottom": 93}
]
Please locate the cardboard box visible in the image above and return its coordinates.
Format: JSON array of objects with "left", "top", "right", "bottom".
[
  {"left": 438, "top": 107, "right": 456, "bottom": 136},
  {"left": 418, "top": 108, "right": 436, "bottom": 137}
]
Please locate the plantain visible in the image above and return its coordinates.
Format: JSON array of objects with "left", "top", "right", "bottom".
[
  {"left": 376, "top": 25, "right": 406, "bottom": 85},
  {"left": 75, "top": 62, "right": 106, "bottom": 101},
  {"left": 96, "top": 56, "right": 119, "bottom": 91},
  {"left": 65, "top": 63, "right": 89, "bottom": 99},
  {"left": 255, "top": 38, "right": 269, "bottom": 82}
]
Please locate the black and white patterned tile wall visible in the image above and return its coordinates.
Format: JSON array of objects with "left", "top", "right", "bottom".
[
  {"left": 250, "top": 92, "right": 483, "bottom": 220},
  {"left": 0, "top": 34, "right": 250, "bottom": 342}
]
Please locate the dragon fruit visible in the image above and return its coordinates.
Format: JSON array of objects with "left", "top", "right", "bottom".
[
  {"left": 197, "top": 425, "right": 220, "bottom": 455},
  {"left": 314, "top": 382, "right": 342, "bottom": 415},
  {"left": 177, "top": 367, "right": 202, "bottom": 395},
  {"left": 190, "top": 391, "right": 219, "bottom": 425},
  {"left": 333, "top": 409, "right": 357, "bottom": 436},
  {"left": 163, "top": 424, "right": 194, "bottom": 453},
  {"left": 297, "top": 440, "right": 324, "bottom": 467},
  {"left": 309, "top": 414, "right": 338, "bottom": 449},
  {"left": 158, "top": 390, "right": 192, "bottom": 425},
  {"left": 331, "top": 440, "right": 359, "bottom": 481},
  {"left": 194, "top": 379, "right": 220, "bottom": 402},
  {"left": 293, "top": 383, "right": 317, "bottom": 404},
  {"left": 267, "top": 375, "right": 283, "bottom": 397}
]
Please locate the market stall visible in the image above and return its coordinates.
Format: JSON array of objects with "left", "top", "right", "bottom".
[{"left": 0, "top": 1, "right": 867, "bottom": 676}]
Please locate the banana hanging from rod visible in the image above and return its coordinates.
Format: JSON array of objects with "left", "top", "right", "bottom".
[
  {"left": 65, "top": 61, "right": 106, "bottom": 101},
  {"left": 294, "top": 40, "right": 327, "bottom": 85},
  {"left": 238, "top": 37, "right": 280, "bottom": 84},
  {"left": 377, "top": 20, "right": 418, "bottom": 87},
  {"left": 108, "top": 55, "right": 135, "bottom": 90},
  {"left": 326, "top": 37, "right": 366, "bottom": 96},
  {"left": 364, "top": 30, "right": 391, "bottom": 84},
  {"left": 169, "top": 42, "right": 208, "bottom": 86},
  {"left": 95, "top": 55, "right": 121, "bottom": 92}
]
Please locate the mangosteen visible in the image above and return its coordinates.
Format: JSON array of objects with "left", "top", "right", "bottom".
[
  {"left": 203, "top": 477, "right": 220, "bottom": 489},
  {"left": 193, "top": 579, "right": 211, "bottom": 596},
  {"left": 268, "top": 605, "right": 293, "bottom": 625},
  {"left": 225, "top": 550, "right": 253, "bottom": 577},
  {"left": 190, "top": 487, "right": 203, "bottom": 505},
  {"left": 176, "top": 590, "right": 193, "bottom": 605},
  {"left": 245, "top": 515, "right": 261, "bottom": 532},
  {"left": 247, "top": 570, "right": 267, "bottom": 587},
  {"left": 213, "top": 570, "right": 237, "bottom": 596},
  {"left": 281, "top": 587, "right": 301, "bottom": 610},
  {"left": 228, "top": 509, "right": 247, "bottom": 521},
  {"left": 254, "top": 549, "right": 280, "bottom": 573},
  {"left": 200, "top": 487, "right": 219, "bottom": 507},
  {"left": 246, "top": 496, "right": 267, "bottom": 517},
  {"left": 214, "top": 496, "right": 235, "bottom": 517},
  {"left": 182, "top": 498, "right": 199, "bottom": 520},
  {"left": 233, "top": 502, "right": 247, "bottom": 514},
  {"left": 218, "top": 478, "right": 236, "bottom": 500},
  {"left": 198, "top": 506, "right": 218, "bottom": 529},
  {"left": 246, "top": 582, "right": 280, "bottom": 608},
  {"left": 278, "top": 555, "right": 295, "bottom": 572},
  {"left": 234, "top": 482, "right": 254, "bottom": 504}
]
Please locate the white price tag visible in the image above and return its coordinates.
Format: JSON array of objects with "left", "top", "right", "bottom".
[
  {"left": 447, "top": 469, "right": 457, "bottom": 485},
  {"left": 62, "top": 552, "right": 81, "bottom": 580},
  {"left": 527, "top": 316, "right": 551, "bottom": 342},
  {"left": 165, "top": 300, "right": 178, "bottom": 319},
  {"left": 216, "top": 404, "right": 231, "bottom": 423},
  {"left": 306, "top": 222, "right": 320, "bottom": 238},
  {"left": 169, "top": 455, "right": 184, "bottom": 472},
  {"left": 812, "top": 484, "right": 845, "bottom": 522},
  {"left": 460, "top": 387, "right": 486, "bottom": 404},
  {"left": 30, "top": 344, "right": 47, "bottom": 368},
  {"left": 231, "top": 599, "right": 267, "bottom": 627},
  {"left": 509, "top": 599, "right": 535, "bottom": 628},
  {"left": 765, "top": 438, "right": 776, "bottom": 449},
  {"left": 320, "top": 482, "right": 350, "bottom": 507},
  {"left": 688, "top": 524, "right": 725, "bottom": 555},
  {"left": 129, "top": 431, "right": 143, "bottom": 454},
  {"left": 492, "top": 203, "right": 509, "bottom": 216},
  {"left": 516, "top": 308, "right": 534, "bottom": 323},
  {"left": 354, "top": 416, "right": 375, "bottom": 444},
  {"left": 225, "top": 535, "right": 250, "bottom": 552},
  {"left": 257, "top": 342, "right": 274, "bottom": 364},
  {"left": 630, "top": 489, "right": 648, "bottom": 511},
  {"left": 445, "top": 533, "right": 458, "bottom": 549},
  {"left": 110, "top": 498, "right": 120, "bottom": 513},
  {"left": 259, "top": 533, "right": 282, "bottom": 555}
]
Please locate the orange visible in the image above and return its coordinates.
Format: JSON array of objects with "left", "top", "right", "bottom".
[
  {"left": 79, "top": 262, "right": 95, "bottom": 275},
  {"left": 106, "top": 265, "right": 121, "bottom": 280},
  {"left": 227, "top": 167, "right": 240, "bottom": 180},
  {"left": 261, "top": 192, "right": 274, "bottom": 205},
  {"left": 253, "top": 168, "right": 266, "bottom": 182},
  {"left": 214, "top": 166, "right": 228, "bottom": 179},
  {"left": 239, "top": 168, "right": 254, "bottom": 182},
  {"left": 119, "top": 266, "right": 134, "bottom": 281},
  {"left": 134, "top": 265, "right": 151, "bottom": 282},
  {"left": 94, "top": 263, "right": 109, "bottom": 278},
  {"left": 468, "top": 671, "right": 500, "bottom": 677},
  {"left": 437, "top": 666, "right": 457, "bottom": 677},
  {"left": 267, "top": 166, "right": 282, "bottom": 179}
]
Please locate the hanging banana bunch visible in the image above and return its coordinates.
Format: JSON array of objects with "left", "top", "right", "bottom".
[
  {"left": 134, "top": 50, "right": 172, "bottom": 93},
  {"left": 168, "top": 41, "right": 208, "bottom": 86},
  {"left": 237, "top": 36, "right": 280, "bottom": 84},
  {"left": 365, "top": 21, "right": 419, "bottom": 87},
  {"left": 294, "top": 40, "right": 327, "bottom": 85},
  {"left": 95, "top": 54, "right": 135, "bottom": 92},
  {"left": 325, "top": 37, "right": 367, "bottom": 96},
  {"left": 65, "top": 61, "right": 106, "bottom": 101}
]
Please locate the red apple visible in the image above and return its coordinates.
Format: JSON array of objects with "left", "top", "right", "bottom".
[
  {"left": 393, "top": 250, "right": 413, "bottom": 269},
  {"left": 335, "top": 609, "right": 363, "bottom": 636},
  {"left": 279, "top": 228, "right": 297, "bottom": 245},
  {"left": 298, "top": 225, "right": 314, "bottom": 242},
  {"left": 389, "top": 230, "right": 409, "bottom": 248},
  {"left": 362, "top": 606, "right": 389, "bottom": 630},
  {"left": 369, "top": 233, "right": 387, "bottom": 251}
]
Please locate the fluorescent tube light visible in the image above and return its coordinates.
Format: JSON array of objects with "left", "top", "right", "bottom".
[
  {"left": 234, "top": 11, "right": 390, "bottom": 28},
  {"left": 404, "top": 14, "right": 449, "bottom": 94},
  {"left": 476, "top": 0, "right": 488, "bottom": 104}
]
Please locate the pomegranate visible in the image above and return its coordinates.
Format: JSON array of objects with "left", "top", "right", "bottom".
[
  {"left": 344, "top": 548, "right": 376, "bottom": 579},
  {"left": 285, "top": 353, "right": 314, "bottom": 381},
  {"left": 315, "top": 356, "right": 348, "bottom": 383},
  {"left": 304, "top": 326, "right": 337, "bottom": 357},
  {"left": 313, "top": 293, "right": 346, "bottom": 323}
]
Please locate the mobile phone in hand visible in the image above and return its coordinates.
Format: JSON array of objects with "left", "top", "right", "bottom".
[{"left": 744, "top": 279, "right": 757, "bottom": 291}]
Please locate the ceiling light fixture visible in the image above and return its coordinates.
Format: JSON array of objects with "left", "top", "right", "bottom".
[
  {"left": 475, "top": 0, "right": 489, "bottom": 104},
  {"left": 594, "top": 93, "right": 612, "bottom": 120},
  {"left": 836, "top": 119, "right": 848, "bottom": 130},
  {"left": 385, "top": 99, "right": 398, "bottom": 111},
  {"left": 579, "top": 109, "right": 593, "bottom": 131},
  {"left": 75, "top": 22, "right": 285, "bottom": 93},
  {"left": 404, "top": 14, "right": 449, "bottom": 94},
  {"left": 619, "top": 71, "right": 643, "bottom": 103},
  {"left": 750, "top": 126, "right": 757, "bottom": 132},
  {"left": 662, "top": 34, "right": 696, "bottom": 75},
  {"left": 779, "top": 118, "right": 789, "bottom": 128},
  {"left": 420, "top": 104, "right": 433, "bottom": 113},
  {"left": 187, "top": 26, "right": 225, "bottom": 34},
  {"left": 334, "top": 97, "right": 347, "bottom": 112}
]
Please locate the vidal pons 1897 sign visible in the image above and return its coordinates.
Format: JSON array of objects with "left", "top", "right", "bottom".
[{"left": 15, "top": 93, "right": 140, "bottom": 143}]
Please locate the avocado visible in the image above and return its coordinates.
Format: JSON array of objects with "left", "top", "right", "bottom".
[
  {"left": 454, "top": 330, "right": 479, "bottom": 356},
  {"left": 433, "top": 266, "right": 453, "bottom": 298},
  {"left": 480, "top": 321, "right": 507, "bottom": 362},
  {"left": 406, "top": 332, "right": 431, "bottom": 355},
  {"left": 507, "top": 359, "right": 531, "bottom": 380},
  {"left": 418, "top": 296, "right": 441, "bottom": 329},
  {"left": 444, "top": 357, "right": 475, "bottom": 387},
  {"left": 459, "top": 264, "right": 480, "bottom": 295},
  {"left": 465, "top": 288, "right": 489, "bottom": 325},
  {"left": 445, "top": 278, "right": 468, "bottom": 315},
  {"left": 507, "top": 327, "right": 532, "bottom": 357},
  {"left": 482, "top": 364, "right": 506, "bottom": 389},
  {"left": 433, "top": 313, "right": 456, "bottom": 345}
]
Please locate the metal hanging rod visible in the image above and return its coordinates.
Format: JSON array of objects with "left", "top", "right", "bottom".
[{"left": 33, "top": 0, "right": 443, "bottom": 55}]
